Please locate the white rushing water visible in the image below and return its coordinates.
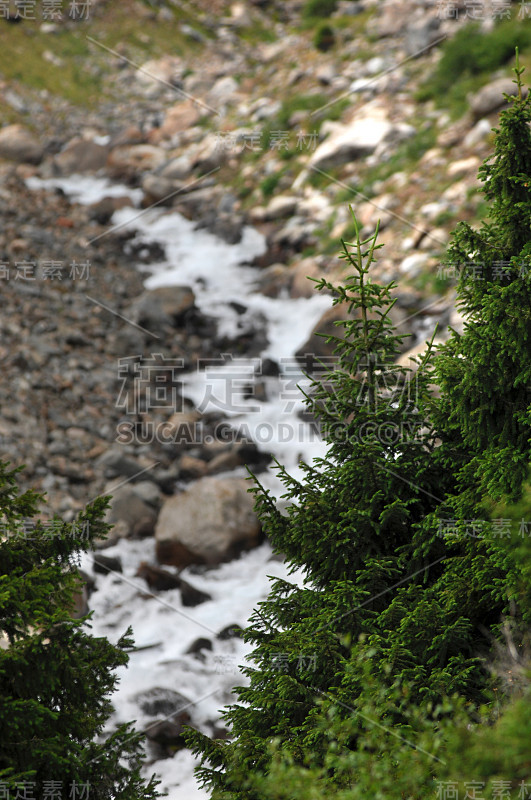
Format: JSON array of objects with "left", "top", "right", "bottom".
[{"left": 27, "top": 174, "right": 332, "bottom": 798}]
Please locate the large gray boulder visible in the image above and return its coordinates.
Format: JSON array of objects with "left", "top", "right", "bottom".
[
  {"left": 471, "top": 78, "right": 528, "bottom": 121},
  {"left": 155, "top": 476, "right": 261, "bottom": 566}
]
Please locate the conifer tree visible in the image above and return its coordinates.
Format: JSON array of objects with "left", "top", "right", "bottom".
[
  {"left": 0, "top": 460, "right": 160, "bottom": 799},
  {"left": 187, "top": 57, "right": 531, "bottom": 800}
]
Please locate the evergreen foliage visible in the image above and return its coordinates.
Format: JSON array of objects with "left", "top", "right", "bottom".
[
  {"left": 0, "top": 461, "right": 160, "bottom": 799},
  {"left": 187, "top": 58, "right": 531, "bottom": 797}
]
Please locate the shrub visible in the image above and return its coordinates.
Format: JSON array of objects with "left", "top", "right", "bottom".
[
  {"left": 314, "top": 23, "right": 336, "bottom": 51},
  {"left": 302, "top": 0, "right": 337, "bottom": 20}
]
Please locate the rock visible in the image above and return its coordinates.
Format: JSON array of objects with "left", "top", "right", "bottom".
[
  {"left": 107, "top": 144, "right": 167, "bottom": 179},
  {"left": 368, "top": 1, "right": 411, "bottom": 37},
  {"left": 470, "top": 78, "right": 527, "bottom": 121},
  {"left": 205, "top": 442, "right": 270, "bottom": 476},
  {"left": 309, "top": 113, "right": 394, "bottom": 170},
  {"left": 396, "top": 338, "right": 446, "bottom": 375},
  {"left": 135, "top": 55, "right": 183, "bottom": 91},
  {"left": 53, "top": 137, "right": 109, "bottom": 175},
  {"left": 131, "top": 480, "right": 161, "bottom": 507},
  {"left": 463, "top": 118, "right": 492, "bottom": 148},
  {"left": 217, "top": 623, "right": 244, "bottom": 640},
  {"left": 148, "top": 100, "right": 201, "bottom": 143},
  {"left": 404, "top": 16, "right": 440, "bottom": 56},
  {"left": 145, "top": 719, "right": 188, "bottom": 758},
  {"left": 447, "top": 156, "right": 480, "bottom": 178},
  {"left": 296, "top": 299, "right": 411, "bottom": 367},
  {"left": 136, "top": 561, "right": 181, "bottom": 590},
  {"left": 97, "top": 447, "right": 144, "bottom": 479},
  {"left": 399, "top": 253, "right": 431, "bottom": 277},
  {"left": 105, "top": 485, "right": 157, "bottom": 539},
  {"left": 160, "top": 153, "right": 195, "bottom": 180},
  {"left": 131, "top": 286, "right": 196, "bottom": 332},
  {"left": 0, "top": 124, "right": 44, "bottom": 164},
  {"left": 260, "top": 357, "right": 280, "bottom": 377},
  {"left": 185, "top": 637, "right": 213, "bottom": 655},
  {"left": 290, "top": 257, "right": 325, "bottom": 299},
  {"left": 141, "top": 173, "right": 185, "bottom": 203},
  {"left": 263, "top": 195, "right": 298, "bottom": 220},
  {"left": 155, "top": 476, "right": 262, "bottom": 567},
  {"left": 180, "top": 578, "right": 212, "bottom": 607},
  {"left": 253, "top": 263, "right": 291, "bottom": 298},
  {"left": 88, "top": 195, "right": 133, "bottom": 225},
  {"left": 93, "top": 553, "right": 123, "bottom": 575},
  {"left": 178, "top": 454, "right": 208, "bottom": 480},
  {"left": 137, "top": 561, "right": 213, "bottom": 607},
  {"left": 206, "top": 75, "right": 240, "bottom": 108},
  {"left": 192, "top": 133, "right": 229, "bottom": 173},
  {"left": 109, "top": 126, "right": 146, "bottom": 148},
  {"left": 136, "top": 686, "right": 192, "bottom": 719},
  {"left": 72, "top": 570, "right": 94, "bottom": 618}
]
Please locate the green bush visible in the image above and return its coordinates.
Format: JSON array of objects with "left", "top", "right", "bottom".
[
  {"left": 314, "top": 23, "right": 336, "bottom": 51},
  {"left": 418, "top": 18, "right": 531, "bottom": 105},
  {"left": 302, "top": 0, "right": 337, "bottom": 20},
  {"left": 260, "top": 173, "right": 282, "bottom": 199}
]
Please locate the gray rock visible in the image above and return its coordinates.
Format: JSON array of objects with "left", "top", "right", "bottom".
[
  {"left": 471, "top": 78, "right": 528, "bottom": 121},
  {"left": 93, "top": 553, "right": 123, "bottom": 575},
  {"left": 131, "top": 286, "right": 196, "bottom": 332},
  {"left": 141, "top": 173, "right": 185, "bottom": 203},
  {"left": 54, "top": 137, "right": 109, "bottom": 175},
  {"left": 105, "top": 485, "right": 157, "bottom": 539},
  {"left": 405, "top": 17, "right": 441, "bottom": 56},
  {"left": 136, "top": 687, "right": 192, "bottom": 718},
  {"left": 97, "top": 447, "right": 144, "bottom": 479},
  {"left": 132, "top": 480, "right": 162, "bottom": 507}
]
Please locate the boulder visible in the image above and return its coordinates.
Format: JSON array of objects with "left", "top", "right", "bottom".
[
  {"left": 136, "top": 561, "right": 212, "bottom": 606},
  {"left": 262, "top": 194, "right": 298, "bottom": 221},
  {"left": 93, "top": 553, "right": 123, "bottom": 575},
  {"left": 54, "top": 137, "right": 109, "bottom": 175},
  {"left": 206, "top": 75, "right": 240, "bottom": 108},
  {"left": 135, "top": 55, "right": 183, "bottom": 91},
  {"left": 141, "top": 173, "right": 185, "bottom": 204},
  {"left": 107, "top": 144, "right": 167, "bottom": 179},
  {"left": 105, "top": 485, "right": 157, "bottom": 539},
  {"left": 148, "top": 100, "right": 201, "bottom": 143},
  {"left": 290, "top": 257, "right": 323, "bottom": 299},
  {"left": 295, "top": 300, "right": 411, "bottom": 368},
  {"left": 309, "top": 115, "right": 394, "bottom": 170},
  {"left": 155, "top": 476, "right": 261, "bottom": 566},
  {"left": 0, "top": 124, "right": 44, "bottom": 164},
  {"left": 135, "top": 686, "right": 192, "bottom": 721},
  {"left": 471, "top": 78, "right": 528, "bottom": 121},
  {"left": 131, "top": 286, "right": 196, "bottom": 332}
]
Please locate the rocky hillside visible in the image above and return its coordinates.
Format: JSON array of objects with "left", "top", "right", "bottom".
[
  {"left": 1, "top": 0, "right": 530, "bottom": 792},
  {"left": 1, "top": 0, "right": 529, "bottom": 507}
]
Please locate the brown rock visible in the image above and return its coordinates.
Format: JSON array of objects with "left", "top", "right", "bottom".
[
  {"left": 149, "top": 100, "right": 201, "bottom": 144},
  {"left": 0, "top": 124, "right": 44, "bottom": 164},
  {"left": 107, "top": 144, "right": 167, "bottom": 179},
  {"left": 155, "top": 476, "right": 261, "bottom": 567},
  {"left": 290, "top": 258, "right": 322, "bottom": 299}
]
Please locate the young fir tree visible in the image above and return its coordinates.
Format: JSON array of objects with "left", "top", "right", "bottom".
[
  {"left": 187, "top": 59, "right": 531, "bottom": 800},
  {"left": 0, "top": 460, "right": 160, "bottom": 799}
]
